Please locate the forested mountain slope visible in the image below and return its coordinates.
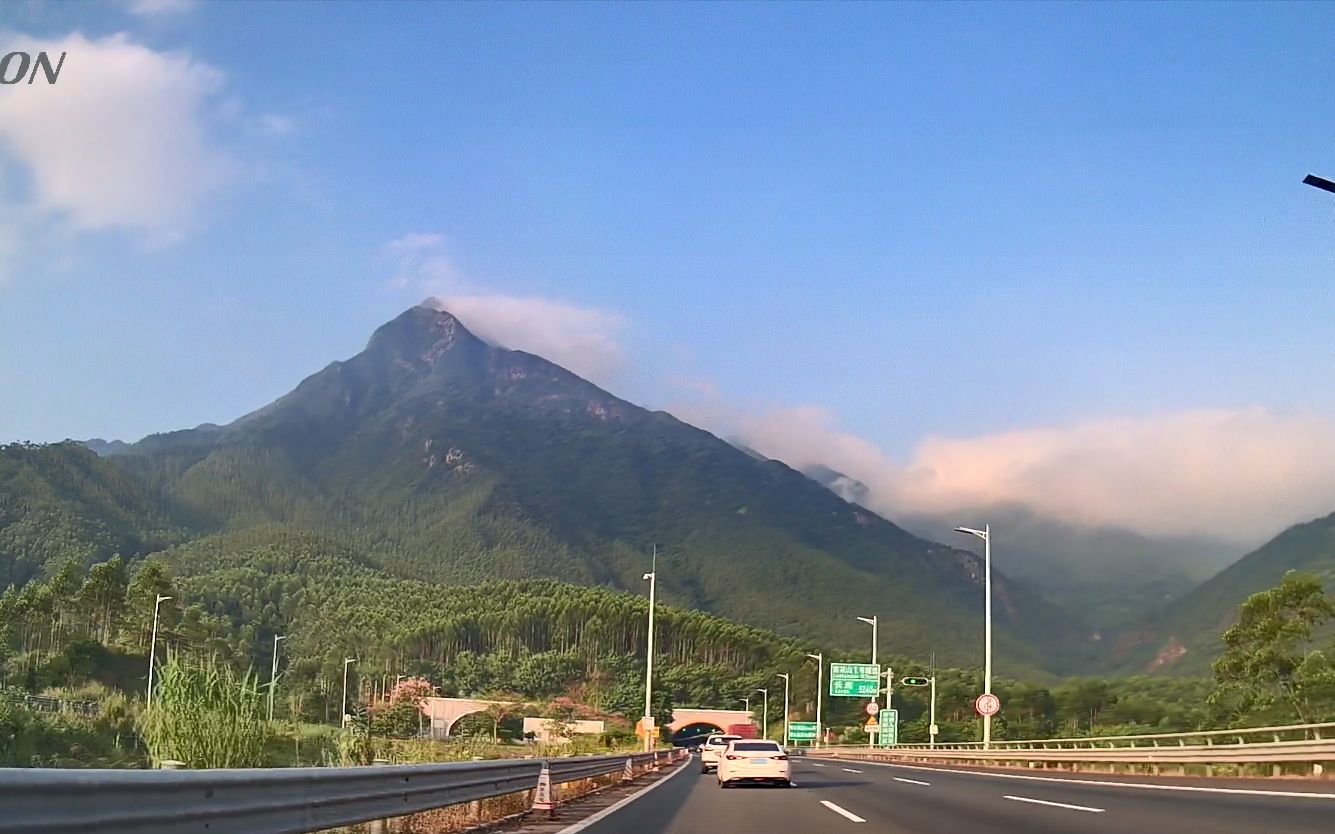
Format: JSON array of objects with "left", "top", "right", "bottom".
[
  {"left": 0, "top": 442, "right": 183, "bottom": 587},
  {"left": 90, "top": 304, "right": 1090, "bottom": 672},
  {"left": 1112, "top": 511, "right": 1335, "bottom": 675}
]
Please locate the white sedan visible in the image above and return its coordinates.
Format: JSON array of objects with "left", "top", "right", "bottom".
[{"left": 717, "top": 739, "right": 792, "bottom": 788}]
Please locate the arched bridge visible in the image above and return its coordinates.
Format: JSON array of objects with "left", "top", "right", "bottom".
[{"left": 420, "top": 697, "right": 519, "bottom": 738}]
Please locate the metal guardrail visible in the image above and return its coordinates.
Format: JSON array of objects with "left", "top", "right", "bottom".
[
  {"left": 0, "top": 748, "right": 688, "bottom": 834},
  {"left": 818, "top": 739, "right": 1335, "bottom": 765},
  {"left": 887, "top": 721, "right": 1335, "bottom": 751},
  {"left": 2, "top": 693, "right": 101, "bottom": 718}
]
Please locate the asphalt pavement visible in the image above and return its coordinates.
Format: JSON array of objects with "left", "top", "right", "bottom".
[{"left": 563, "top": 753, "right": 1335, "bottom": 833}]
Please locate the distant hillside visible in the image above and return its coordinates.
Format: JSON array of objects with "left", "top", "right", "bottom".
[
  {"left": 0, "top": 442, "right": 184, "bottom": 586},
  {"left": 1112, "top": 510, "right": 1335, "bottom": 676},
  {"left": 86, "top": 304, "right": 1089, "bottom": 673},
  {"left": 894, "top": 505, "right": 1238, "bottom": 631}
]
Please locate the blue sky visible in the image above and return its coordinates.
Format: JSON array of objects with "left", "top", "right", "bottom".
[{"left": 2, "top": 2, "right": 1334, "bottom": 541}]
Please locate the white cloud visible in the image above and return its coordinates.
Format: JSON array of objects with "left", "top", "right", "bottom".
[
  {"left": 425, "top": 294, "right": 628, "bottom": 386},
  {"left": 382, "top": 232, "right": 457, "bottom": 289},
  {"left": 383, "top": 233, "right": 629, "bottom": 385},
  {"left": 126, "top": 0, "right": 195, "bottom": 16},
  {"left": 729, "top": 405, "right": 1335, "bottom": 544},
  {"left": 0, "top": 32, "right": 236, "bottom": 241},
  {"left": 249, "top": 114, "right": 296, "bottom": 137}
]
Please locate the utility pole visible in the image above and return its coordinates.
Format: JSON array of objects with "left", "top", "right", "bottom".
[
  {"left": 756, "top": 688, "right": 769, "bottom": 739},
  {"left": 268, "top": 634, "right": 289, "bottom": 721},
  {"left": 806, "top": 653, "right": 823, "bottom": 748},
  {"left": 642, "top": 545, "right": 658, "bottom": 753},
  {"left": 146, "top": 595, "right": 172, "bottom": 709},
  {"left": 777, "top": 673, "right": 790, "bottom": 748}
]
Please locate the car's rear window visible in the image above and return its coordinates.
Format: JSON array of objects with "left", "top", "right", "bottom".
[
  {"left": 732, "top": 742, "right": 782, "bottom": 752},
  {"left": 708, "top": 736, "right": 741, "bottom": 745}
]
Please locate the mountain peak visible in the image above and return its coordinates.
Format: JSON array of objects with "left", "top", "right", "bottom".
[{"left": 365, "top": 304, "right": 485, "bottom": 366}]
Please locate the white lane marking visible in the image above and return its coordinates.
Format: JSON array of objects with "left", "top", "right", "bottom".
[
  {"left": 1004, "top": 795, "right": 1105, "bottom": 813},
  {"left": 894, "top": 777, "right": 930, "bottom": 786},
  {"left": 819, "top": 758, "right": 1335, "bottom": 801},
  {"left": 554, "top": 758, "right": 693, "bottom": 834},
  {"left": 809, "top": 762, "right": 828, "bottom": 767},
  {"left": 820, "top": 800, "right": 867, "bottom": 823},
  {"left": 841, "top": 767, "right": 863, "bottom": 773}
]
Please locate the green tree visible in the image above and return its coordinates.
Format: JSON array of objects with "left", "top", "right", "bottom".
[{"left": 1209, "top": 572, "right": 1335, "bottom": 724}]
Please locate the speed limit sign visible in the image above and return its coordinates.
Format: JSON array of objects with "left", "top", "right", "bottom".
[
  {"left": 864, "top": 701, "right": 880, "bottom": 716},
  {"left": 975, "top": 693, "right": 1000, "bottom": 716}
]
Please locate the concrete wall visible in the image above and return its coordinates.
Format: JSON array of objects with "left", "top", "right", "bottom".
[{"left": 522, "top": 717, "right": 606, "bottom": 744}]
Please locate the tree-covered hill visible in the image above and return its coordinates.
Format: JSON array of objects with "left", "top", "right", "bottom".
[
  {"left": 89, "top": 305, "right": 1090, "bottom": 673},
  {"left": 0, "top": 442, "right": 184, "bottom": 587},
  {"left": 1112, "top": 511, "right": 1335, "bottom": 676}
]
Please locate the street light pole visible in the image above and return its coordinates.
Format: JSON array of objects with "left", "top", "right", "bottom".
[
  {"left": 805, "top": 653, "right": 823, "bottom": 748},
  {"left": 955, "top": 524, "right": 993, "bottom": 749},
  {"left": 642, "top": 545, "right": 658, "bottom": 753},
  {"left": 146, "top": 594, "right": 172, "bottom": 709},
  {"left": 777, "top": 673, "right": 790, "bottom": 748},
  {"left": 756, "top": 688, "right": 769, "bottom": 739},
  {"left": 341, "top": 657, "right": 357, "bottom": 727},
  {"left": 929, "top": 674, "right": 938, "bottom": 749},
  {"left": 268, "top": 634, "right": 289, "bottom": 721}
]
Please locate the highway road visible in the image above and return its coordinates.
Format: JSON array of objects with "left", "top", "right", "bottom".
[{"left": 563, "top": 753, "right": 1335, "bottom": 833}]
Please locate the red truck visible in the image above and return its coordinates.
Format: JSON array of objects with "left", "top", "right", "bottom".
[{"left": 727, "top": 723, "right": 758, "bottom": 739}]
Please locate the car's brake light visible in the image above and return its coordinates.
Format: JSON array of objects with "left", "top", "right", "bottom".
[
  {"left": 776, "top": 755, "right": 788, "bottom": 760},
  {"left": 725, "top": 755, "right": 740, "bottom": 760}
]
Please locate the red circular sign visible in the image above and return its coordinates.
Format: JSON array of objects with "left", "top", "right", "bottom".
[
  {"left": 975, "top": 693, "right": 1000, "bottom": 716},
  {"left": 865, "top": 701, "right": 880, "bottom": 716}
]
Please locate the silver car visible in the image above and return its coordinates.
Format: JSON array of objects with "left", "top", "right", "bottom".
[{"left": 699, "top": 733, "right": 743, "bottom": 773}]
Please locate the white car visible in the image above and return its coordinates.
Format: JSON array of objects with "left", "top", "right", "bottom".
[
  {"left": 699, "top": 733, "right": 743, "bottom": 773},
  {"left": 717, "top": 739, "right": 792, "bottom": 788}
]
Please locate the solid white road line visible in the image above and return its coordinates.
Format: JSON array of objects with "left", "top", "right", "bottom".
[
  {"left": 820, "top": 800, "right": 867, "bottom": 823},
  {"left": 555, "top": 758, "right": 693, "bottom": 834},
  {"left": 1004, "top": 795, "right": 1105, "bottom": 813},
  {"left": 830, "top": 758, "right": 1335, "bottom": 801},
  {"left": 894, "top": 777, "right": 931, "bottom": 786},
  {"left": 842, "top": 767, "right": 863, "bottom": 773}
]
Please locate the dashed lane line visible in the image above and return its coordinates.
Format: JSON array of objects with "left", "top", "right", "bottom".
[
  {"left": 894, "top": 777, "right": 930, "bottom": 786},
  {"left": 821, "top": 758, "right": 1335, "bottom": 801},
  {"left": 841, "top": 767, "right": 863, "bottom": 773},
  {"left": 1004, "top": 795, "right": 1105, "bottom": 813},
  {"left": 820, "top": 800, "right": 867, "bottom": 823}
]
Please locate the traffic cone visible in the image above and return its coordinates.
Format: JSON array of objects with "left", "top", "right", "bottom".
[
  {"left": 532, "top": 761, "right": 556, "bottom": 819},
  {"left": 622, "top": 757, "right": 635, "bottom": 783}
]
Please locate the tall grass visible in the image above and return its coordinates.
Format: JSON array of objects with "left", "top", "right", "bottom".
[{"left": 139, "top": 657, "right": 269, "bottom": 768}]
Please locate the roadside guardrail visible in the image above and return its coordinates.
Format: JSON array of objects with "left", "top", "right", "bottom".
[
  {"left": 809, "top": 722, "right": 1335, "bottom": 777},
  {"left": 0, "top": 747, "right": 689, "bottom": 834}
]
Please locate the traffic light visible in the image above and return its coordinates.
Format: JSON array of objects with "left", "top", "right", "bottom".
[{"left": 900, "top": 676, "right": 930, "bottom": 687}]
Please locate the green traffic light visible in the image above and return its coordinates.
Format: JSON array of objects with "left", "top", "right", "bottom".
[{"left": 899, "top": 677, "right": 930, "bottom": 687}]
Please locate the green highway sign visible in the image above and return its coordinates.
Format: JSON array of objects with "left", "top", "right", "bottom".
[
  {"left": 878, "top": 708, "right": 899, "bottom": 747},
  {"left": 829, "top": 662, "right": 880, "bottom": 697},
  {"left": 788, "top": 721, "right": 819, "bottom": 741}
]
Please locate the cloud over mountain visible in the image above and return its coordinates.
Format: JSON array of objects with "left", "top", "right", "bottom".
[{"left": 715, "top": 404, "right": 1335, "bottom": 545}]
